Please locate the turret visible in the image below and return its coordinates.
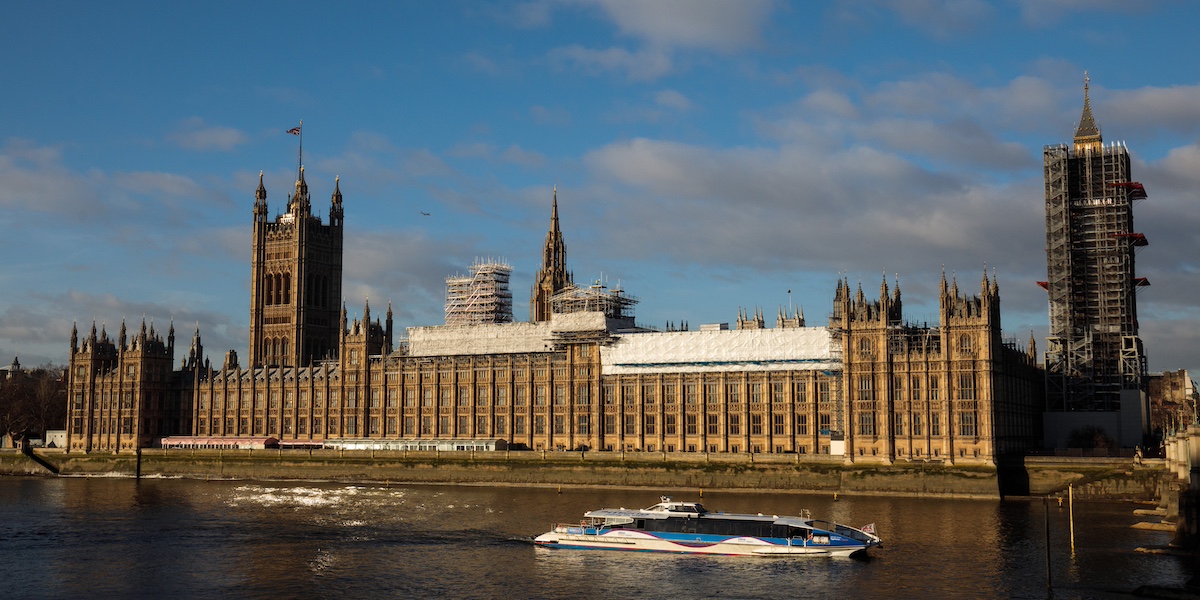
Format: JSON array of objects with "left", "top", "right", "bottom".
[
  {"left": 385, "top": 302, "right": 394, "bottom": 353},
  {"left": 254, "top": 170, "right": 268, "bottom": 222},
  {"left": 330, "top": 175, "right": 344, "bottom": 226}
]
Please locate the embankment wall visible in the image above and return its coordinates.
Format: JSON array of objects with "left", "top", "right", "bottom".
[{"left": 0, "top": 450, "right": 1166, "bottom": 500}]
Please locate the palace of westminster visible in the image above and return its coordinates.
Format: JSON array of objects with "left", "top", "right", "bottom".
[{"left": 66, "top": 82, "right": 1157, "bottom": 463}]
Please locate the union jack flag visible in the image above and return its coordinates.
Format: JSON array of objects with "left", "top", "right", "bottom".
[
  {"left": 287, "top": 126, "right": 301, "bottom": 135},
  {"left": 861, "top": 523, "right": 876, "bottom": 535}
]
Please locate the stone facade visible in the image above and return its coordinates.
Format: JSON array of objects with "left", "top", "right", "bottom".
[{"left": 66, "top": 177, "right": 1045, "bottom": 463}]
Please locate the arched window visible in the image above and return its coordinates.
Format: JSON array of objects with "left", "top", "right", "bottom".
[
  {"left": 283, "top": 273, "right": 291, "bottom": 304},
  {"left": 281, "top": 338, "right": 288, "bottom": 358}
]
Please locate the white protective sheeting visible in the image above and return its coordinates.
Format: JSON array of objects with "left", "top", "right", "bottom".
[
  {"left": 601, "top": 327, "right": 840, "bottom": 375},
  {"left": 406, "top": 322, "right": 554, "bottom": 356},
  {"left": 405, "top": 311, "right": 617, "bottom": 357}
]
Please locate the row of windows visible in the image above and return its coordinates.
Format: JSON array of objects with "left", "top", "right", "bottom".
[
  {"left": 857, "top": 334, "right": 976, "bottom": 353},
  {"left": 856, "top": 411, "right": 978, "bottom": 437},
  {"left": 858, "top": 373, "right": 977, "bottom": 402}
]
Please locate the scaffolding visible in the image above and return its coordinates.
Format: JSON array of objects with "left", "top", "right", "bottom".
[
  {"left": 550, "top": 282, "right": 637, "bottom": 320},
  {"left": 1042, "top": 140, "right": 1148, "bottom": 411},
  {"left": 444, "top": 259, "right": 513, "bottom": 326}
]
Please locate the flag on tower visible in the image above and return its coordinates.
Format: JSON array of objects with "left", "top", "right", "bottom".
[{"left": 287, "top": 126, "right": 301, "bottom": 135}]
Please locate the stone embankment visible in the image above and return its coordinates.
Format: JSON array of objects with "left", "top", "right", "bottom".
[{"left": 0, "top": 449, "right": 1166, "bottom": 500}]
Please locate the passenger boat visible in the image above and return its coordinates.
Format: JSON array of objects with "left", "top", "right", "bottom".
[{"left": 534, "top": 497, "right": 880, "bottom": 558}]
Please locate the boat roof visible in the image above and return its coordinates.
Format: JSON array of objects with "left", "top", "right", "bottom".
[{"left": 584, "top": 498, "right": 813, "bottom": 527}]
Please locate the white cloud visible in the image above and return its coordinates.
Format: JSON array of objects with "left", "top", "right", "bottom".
[
  {"left": 654, "top": 89, "right": 694, "bottom": 111},
  {"left": 166, "top": 117, "right": 247, "bottom": 152},
  {"left": 586, "top": 0, "right": 774, "bottom": 52},
  {"left": 500, "top": 145, "right": 547, "bottom": 167},
  {"left": 446, "top": 142, "right": 495, "bottom": 159},
  {"left": 1016, "top": 0, "right": 1150, "bottom": 26},
  {"left": 530, "top": 105, "right": 572, "bottom": 126},
  {"left": 1102, "top": 84, "right": 1200, "bottom": 139},
  {"left": 874, "top": 0, "right": 995, "bottom": 37},
  {"left": 548, "top": 44, "right": 673, "bottom": 81}
]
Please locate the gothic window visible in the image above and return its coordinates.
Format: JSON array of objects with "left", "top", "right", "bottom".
[
  {"left": 959, "top": 412, "right": 976, "bottom": 437},
  {"left": 857, "top": 412, "right": 875, "bottom": 436},
  {"left": 858, "top": 375, "right": 873, "bottom": 401},
  {"left": 576, "top": 415, "right": 589, "bottom": 435},
  {"left": 957, "top": 373, "right": 975, "bottom": 401}
]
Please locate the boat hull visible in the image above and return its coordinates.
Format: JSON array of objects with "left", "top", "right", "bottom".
[{"left": 533, "top": 527, "right": 870, "bottom": 558}]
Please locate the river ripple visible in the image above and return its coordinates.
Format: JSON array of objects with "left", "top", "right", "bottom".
[{"left": 0, "top": 476, "right": 1188, "bottom": 599}]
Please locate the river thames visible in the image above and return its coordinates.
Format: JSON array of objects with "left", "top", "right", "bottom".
[{"left": 0, "top": 476, "right": 1188, "bottom": 599}]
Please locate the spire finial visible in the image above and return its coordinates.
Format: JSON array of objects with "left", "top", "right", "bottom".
[{"left": 1074, "top": 71, "right": 1101, "bottom": 147}]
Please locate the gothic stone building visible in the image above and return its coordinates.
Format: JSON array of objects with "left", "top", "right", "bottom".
[{"left": 67, "top": 171, "right": 1044, "bottom": 462}]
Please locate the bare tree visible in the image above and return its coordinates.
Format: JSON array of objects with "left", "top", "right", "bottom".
[{"left": 0, "top": 364, "right": 66, "bottom": 444}]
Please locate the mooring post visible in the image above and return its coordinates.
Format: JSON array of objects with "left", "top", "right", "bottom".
[{"left": 1044, "top": 495, "right": 1052, "bottom": 595}]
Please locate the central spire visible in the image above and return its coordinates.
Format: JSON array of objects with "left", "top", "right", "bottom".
[
  {"left": 531, "top": 185, "right": 572, "bottom": 322},
  {"left": 1074, "top": 71, "right": 1102, "bottom": 152}
]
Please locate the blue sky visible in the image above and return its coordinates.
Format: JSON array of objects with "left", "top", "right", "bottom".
[{"left": 2, "top": 0, "right": 1199, "bottom": 377}]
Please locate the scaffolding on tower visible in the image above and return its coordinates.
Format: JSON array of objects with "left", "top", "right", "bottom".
[
  {"left": 444, "top": 259, "right": 514, "bottom": 326},
  {"left": 1041, "top": 136, "right": 1149, "bottom": 412}
]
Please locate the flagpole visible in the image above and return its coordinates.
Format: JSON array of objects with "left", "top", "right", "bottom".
[{"left": 297, "top": 119, "right": 303, "bottom": 179}]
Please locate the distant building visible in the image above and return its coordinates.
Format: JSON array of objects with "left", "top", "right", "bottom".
[
  {"left": 1041, "top": 74, "right": 1150, "bottom": 448},
  {"left": 0, "top": 356, "right": 21, "bottom": 381},
  {"left": 65, "top": 167, "right": 1044, "bottom": 463},
  {"left": 1148, "top": 370, "right": 1197, "bottom": 435}
]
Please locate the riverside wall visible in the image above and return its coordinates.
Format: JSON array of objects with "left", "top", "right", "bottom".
[{"left": 0, "top": 449, "right": 1167, "bottom": 500}]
